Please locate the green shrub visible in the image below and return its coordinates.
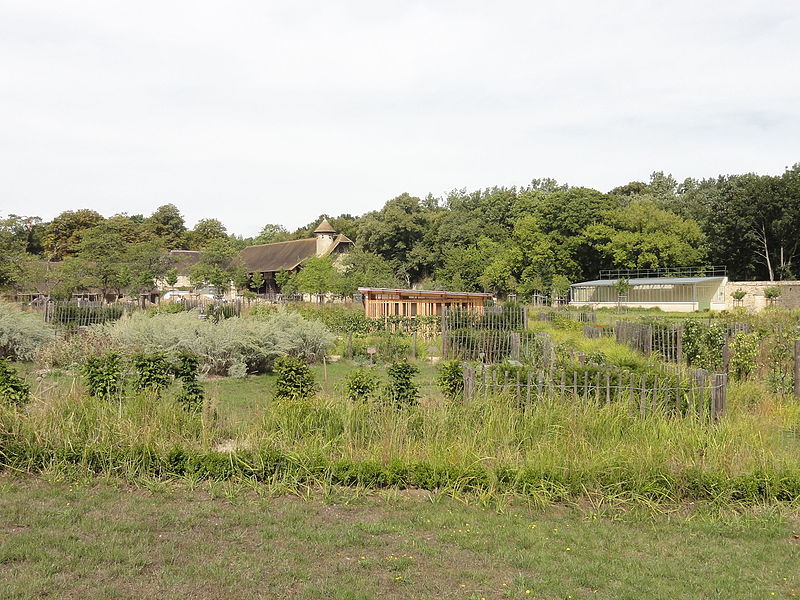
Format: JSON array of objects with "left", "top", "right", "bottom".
[
  {"left": 341, "top": 366, "right": 380, "bottom": 401},
  {"left": 274, "top": 355, "right": 318, "bottom": 400},
  {"left": 82, "top": 351, "right": 124, "bottom": 399},
  {"left": 683, "top": 320, "right": 725, "bottom": 370},
  {"left": 0, "top": 302, "right": 55, "bottom": 361},
  {"left": 376, "top": 331, "right": 410, "bottom": 362},
  {"left": 729, "top": 332, "right": 759, "bottom": 380},
  {"left": 0, "top": 358, "right": 30, "bottom": 405},
  {"left": 436, "top": 360, "right": 463, "bottom": 400},
  {"left": 131, "top": 353, "right": 173, "bottom": 394},
  {"left": 385, "top": 361, "right": 419, "bottom": 406},
  {"left": 173, "top": 351, "right": 204, "bottom": 409}
]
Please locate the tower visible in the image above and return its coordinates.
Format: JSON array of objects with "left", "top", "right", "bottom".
[{"left": 314, "top": 218, "right": 337, "bottom": 256}]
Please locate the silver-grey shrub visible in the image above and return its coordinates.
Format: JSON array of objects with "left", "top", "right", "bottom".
[
  {"left": 0, "top": 302, "right": 55, "bottom": 361},
  {"left": 38, "top": 308, "right": 334, "bottom": 376}
]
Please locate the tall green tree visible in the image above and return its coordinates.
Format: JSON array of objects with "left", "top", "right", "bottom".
[
  {"left": 706, "top": 168, "right": 800, "bottom": 280},
  {"left": 291, "top": 257, "right": 341, "bottom": 300},
  {"left": 43, "top": 209, "right": 104, "bottom": 260},
  {"left": 189, "top": 238, "right": 245, "bottom": 292},
  {"left": 585, "top": 199, "right": 706, "bottom": 270},
  {"left": 254, "top": 223, "right": 289, "bottom": 245},
  {"left": 338, "top": 248, "right": 401, "bottom": 296},
  {"left": 357, "top": 194, "right": 432, "bottom": 283},
  {"left": 186, "top": 218, "right": 228, "bottom": 250},
  {"left": 146, "top": 204, "right": 186, "bottom": 249}
]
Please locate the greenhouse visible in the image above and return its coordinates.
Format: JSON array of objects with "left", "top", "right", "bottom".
[{"left": 570, "top": 269, "right": 728, "bottom": 312}]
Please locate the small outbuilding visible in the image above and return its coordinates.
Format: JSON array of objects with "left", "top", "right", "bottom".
[
  {"left": 358, "top": 288, "right": 493, "bottom": 318},
  {"left": 570, "top": 267, "right": 728, "bottom": 312}
]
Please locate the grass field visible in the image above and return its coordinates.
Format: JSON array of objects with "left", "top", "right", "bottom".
[
  {"left": 5, "top": 310, "right": 800, "bottom": 597},
  {"left": 2, "top": 475, "right": 799, "bottom": 600}
]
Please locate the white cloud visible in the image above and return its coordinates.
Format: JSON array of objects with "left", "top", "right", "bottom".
[{"left": 1, "top": 0, "right": 798, "bottom": 235}]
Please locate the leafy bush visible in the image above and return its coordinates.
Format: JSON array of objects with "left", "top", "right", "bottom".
[
  {"left": 0, "top": 358, "right": 30, "bottom": 405},
  {"left": 385, "top": 361, "right": 419, "bottom": 406},
  {"left": 82, "top": 352, "right": 124, "bottom": 399},
  {"left": 274, "top": 355, "right": 318, "bottom": 400},
  {"left": 376, "top": 331, "right": 410, "bottom": 362},
  {"left": 683, "top": 320, "right": 725, "bottom": 370},
  {"left": 174, "top": 351, "right": 204, "bottom": 409},
  {"left": 0, "top": 302, "right": 55, "bottom": 361},
  {"left": 131, "top": 353, "right": 173, "bottom": 394},
  {"left": 341, "top": 366, "right": 380, "bottom": 401},
  {"left": 729, "top": 332, "right": 759, "bottom": 380},
  {"left": 436, "top": 360, "right": 463, "bottom": 400}
]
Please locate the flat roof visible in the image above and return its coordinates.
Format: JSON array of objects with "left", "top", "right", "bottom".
[
  {"left": 358, "top": 287, "right": 493, "bottom": 298},
  {"left": 571, "top": 276, "right": 726, "bottom": 287}
]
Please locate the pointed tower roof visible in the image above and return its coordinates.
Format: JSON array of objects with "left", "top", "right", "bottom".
[{"left": 313, "top": 218, "right": 336, "bottom": 234}]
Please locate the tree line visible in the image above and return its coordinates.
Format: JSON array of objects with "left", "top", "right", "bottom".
[{"left": 1, "top": 165, "right": 799, "bottom": 300}]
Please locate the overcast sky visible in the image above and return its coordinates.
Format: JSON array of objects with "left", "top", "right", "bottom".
[{"left": 1, "top": 1, "right": 798, "bottom": 236}]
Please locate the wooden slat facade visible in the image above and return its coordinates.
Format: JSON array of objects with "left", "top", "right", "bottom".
[{"left": 358, "top": 288, "right": 492, "bottom": 318}]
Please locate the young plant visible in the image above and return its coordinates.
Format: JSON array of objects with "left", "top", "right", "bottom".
[
  {"left": 385, "top": 361, "right": 420, "bottom": 406},
  {"left": 0, "top": 358, "right": 30, "bottom": 406},
  {"left": 764, "top": 287, "right": 782, "bottom": 305},
  {"left": 274, "top": 355, "right": 318, "bottom": 400},
  {"left": 132, "top": 352, "right": 173, "bottom": 394},
  {"left": 729, "top": 332, "right": 759, "bottom": 380},
  {"left": 174, "top": 351, "right": 204, "bottom": 409},
  {"left": 436, "top": 360, "right": 464, "bottom": 401},
  {"left": 341, "top": 366, "right": 380, "bottom": 401},
  {"left": 82, "top": 351, "right": 124, "bottom": 399}
]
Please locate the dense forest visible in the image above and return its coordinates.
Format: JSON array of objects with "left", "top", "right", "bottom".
[{"left": 2, "top": 166, "right": 799, "bottom": 299}]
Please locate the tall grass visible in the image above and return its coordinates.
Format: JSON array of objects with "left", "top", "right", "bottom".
[{"left": 2, "top": 374, "right": 800, "bottom": 504}]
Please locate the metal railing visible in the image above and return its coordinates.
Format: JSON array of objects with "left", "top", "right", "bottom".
[{"left": 598, "top": 266, "right": 727, "bottom": 280}]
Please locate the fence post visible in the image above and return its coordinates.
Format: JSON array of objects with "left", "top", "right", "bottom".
[
  {"left": 441, "top": 306, "right": 448, "bottom": 359},
  {"left": 462, "top": 366, "right": 475, "bottom": 403},
  {"left": 644, "top": 324, "right": 653, "bottom": 356},
  {"left": 510, "top": 332, "right": 521, "bottom": 361},
  {"left": 795, "top": 340, "right": 800, "bottom": 398},
  {"left": 522, "top": 305, "right": 529, "bottom": 330},
  {"left": 711, "top": 373, "right": 727, "bottom": 422},
  {"left": 411, "top": 331, "right": 417, "bottom": 360},
  {"left": 676, "top": 325, "right": 684, "bottom": 365}
]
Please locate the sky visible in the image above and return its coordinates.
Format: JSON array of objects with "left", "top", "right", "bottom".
[{"left": 1, "top": 1, "right": 798, "bottom": 236}]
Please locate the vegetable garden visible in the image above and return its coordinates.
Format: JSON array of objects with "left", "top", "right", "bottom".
[{"left": 1, "top": 300, "right": 800, "bottom": 505}]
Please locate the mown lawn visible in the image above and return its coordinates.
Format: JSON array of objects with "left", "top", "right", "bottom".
[{"left": 1, "top": 475, "right": 799, "bottom": 600}]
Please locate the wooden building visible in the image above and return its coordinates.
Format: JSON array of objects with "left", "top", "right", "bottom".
[{"left": 358, "top": 288, "right": 493, "bottom": 318}]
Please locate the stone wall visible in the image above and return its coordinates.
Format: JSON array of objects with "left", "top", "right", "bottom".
[{"left": 724, "top": 281, "right": 800, "bottom": 311}]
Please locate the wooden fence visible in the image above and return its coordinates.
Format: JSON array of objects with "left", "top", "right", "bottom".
[{"left": 462, "top": 364, "right": 727, "bottom": 420}]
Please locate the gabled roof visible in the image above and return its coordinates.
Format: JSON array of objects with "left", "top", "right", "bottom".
[
  {"left": 240, "top": 238, "right": 317, "bottom": 273},
  {"left": 319, "top": 233, "right": 354, "bottom": 257}
]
